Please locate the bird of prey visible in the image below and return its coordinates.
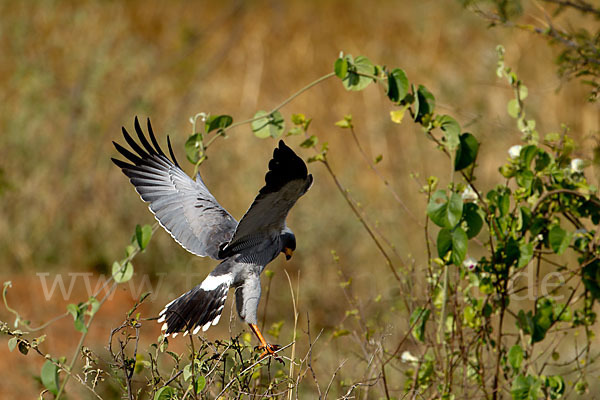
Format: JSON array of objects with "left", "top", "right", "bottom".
[{"left": 112, "top": 117, "right": 313, "bottom": 357}]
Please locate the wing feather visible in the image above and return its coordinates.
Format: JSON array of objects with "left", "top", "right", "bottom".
[
  {"left": 219, "top": 140, "right": 312, "bottom": 257},
  {"left": 112, "top": 116, "right": 237, "bottom": 259}
]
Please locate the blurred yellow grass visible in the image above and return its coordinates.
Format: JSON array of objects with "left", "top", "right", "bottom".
[{"left": 0, "top": 0, "right": 598, "bottom": 397}]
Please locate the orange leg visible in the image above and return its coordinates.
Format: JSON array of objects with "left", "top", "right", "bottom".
[{"left": 248, "top": 323, "right": 282, "bottom": 361}]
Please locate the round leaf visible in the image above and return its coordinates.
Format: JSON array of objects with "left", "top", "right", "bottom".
[
  {"left": 342, "top": 56, "right": 375, "bottom": 91},
  {"left": 463, "top": 203, "right": 483, "bottom": 239},
  {"left": 447, "top": 192, "right": 463, "bottom": 228},
  {"left": 112, "top": 261, "right": 134, "bottom": 283},
  {"left": 154, "top": 386, "right": 175, "bottom": 400},
  {"left": 409, "top": 307, "right": 430, "bottom": 342},
  {"left": 195, "top": 376, "right": 206, "bottom": 393},
  {"left": 334, "top": 57, "right": 348, "bottom": 79},
  {"left": 41, "top": 360, "right": 59, "bottom": 395},
  {"left": 7, "top": 337, "right": 17, "bottom": 352},
  {"left": 251, "top": 111, "right": 271, "bottom": 139},
  {"left": 451, "top": 227, "right": 468, "bottom": 266},
  {"left": 205, "top": 115, "right": 232, "bottom": 133},
  {"left": 454, "top": 133, "right": 479, "bottom": 171},
  {"left": 387, "top": 68, "right": 409, "bottom": 102},
  {"left": 427, "top": 191, "right": 463, "bottom": 228},
  {"left": 437, "top": 228, "right": 452, "bottom": 259},
  {"left": 415, "top": 85, "right": 435, "bottom": 122},
  {"left": 549, "top": 225, "right": 570, "bottom": 255},
  {"left": 136, "top": 224, "right": 153, "bottom": 250},
  {"left": 508, "top": 344, "right": 524, "bottom": 371},
  {"left": 507, "top": 98, "right": 520, "bottom": 118},
  {"left": 427, "top": 190, "right": 449, "bottom": 228},
  {"left": 438, "top": 115, "right": 461, "bottom": 152},
  {"left": 184, "top": 133, "right": 203, "bottom": 164}
]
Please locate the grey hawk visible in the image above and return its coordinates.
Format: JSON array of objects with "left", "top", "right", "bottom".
[{"left": 112, "top": 117, "right": 313, "bottom": 357}]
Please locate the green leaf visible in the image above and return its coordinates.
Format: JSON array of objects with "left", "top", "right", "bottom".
[
  {"left": 410, "top": 307, "right": 430, "bottom": 342},
  {"left": 549, "top": 226, "right": 570, "bottom": 255},
  {"left": 545, "top": 375, "right": 565, "bottom": 398},
  {"left": 112, "top": 261, "right": 134, "bottom": 283},
  {"left": 427, "top": 191, "right": 448, "bottom": 228},
  {"left": 154, "top": 386, "right": 175, "bottom": 400},
  {"left": 518, "top": 242, "right": 534, "bottom": 268},
  {"left": 87, "top": 296, "right": 100, "bottom": 316},
  {"left": 300, "top": 135, "right": 318, "bottom": 148},
  {"left": 437, "top": 228, "right": 452, "bottom": 259},
  {"left": 508, "top": 345, "right": 524, "bottom": 371},
  {"left": 74, "top": 313, "right": 87, "bottom": 333},
  {"left": 511, "top": 374, "right": 542, "bottom": 400},
  {"left": 195, "top": 375, "right": 206, "bottom": 393},
  {"left": 7, "top": 337, "right": 17, "bottom": 352},
  {"left": 135, "top": 224, "right": 153, "bottom": 250},
  {"left": 582, "top": 261, "right": 600, "bottom": 300},
  {"left": 516, "top": 170, "right": 534, "bottom": 190},
  {"left": 427, "top": 190, "right": 462, "bottom": 228},
  {"left": 534, "top": 151, "right": 551, "bottom": 171},
  {"left": 519, "top": 145, "right": 538, "bottom": 169},
  {"left": 451, "top": 227, "right": 468, "bottom": 266},
  {"left": 463, "top": 203, "right": 483, "bottom": 238},
  {"left": 184, "top": 133, "right": 203, "bottom": 164},
  {"left": 342, "top": 55, "right": 376, "bottom": 91},
  {"left": 334, "top": 57, "right": 348, "bottom": 79},
  {"left": 205, "top": 114, "right": 232, "bottom": 133},
  {"left": 507, "top": 98, "right": 520, "bottom": 118},
  {"left": 533, "top": 299, "right": 554, "bottom": 343},
  {"left": 518, "top": 84, "right": 528, "bottom": 100},
  {"left": 41, "top": 360, "right": 59, "bottom": 395},
  {"left": 66, "top": 303, "right": 78, "bottom": 320},
  {"left": 183, "top": 363, "right": 193, "bottom": 381},
  {"left": 455, "top": 133, "right": 479, "bottom": 170},
  {"left": 438, "top": 115, "right": 461, "bottom": 152},
  {"left": 499, "top": 193, "right": 510, "bottom": 216},
  {"left": 67, "top": 303, "right": 87, "bottom": 333},
  {"left": 386, "top": 68, "right": 409, "bottom": 102},
  {"left": 415, "top": 84, "right": 435, "bottom": 122},
  {"left": 251, "top": 110, "right": 285, "bottom": 139},
  {"left": 447, "top": 192, "right": 463, "bottom": 228}
]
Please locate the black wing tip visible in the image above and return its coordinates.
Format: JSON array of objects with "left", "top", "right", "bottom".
[
  {"left": 113, "top": 116, "right": 178, "bottom": 167},
  {"left": 260, "top": 141, "right": 309, "bottom": 195}
]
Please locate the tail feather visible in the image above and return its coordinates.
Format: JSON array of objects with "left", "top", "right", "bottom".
[{"left": 158, "top": 282, "right": 229, "bottom": 337}]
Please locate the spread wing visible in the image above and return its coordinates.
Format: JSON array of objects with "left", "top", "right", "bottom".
[
  {"left": 112, "top": 117, "right": 237, "bottom": 260},
  {"left": 219, "top": 140, "right": 312, "bottom": 257}
]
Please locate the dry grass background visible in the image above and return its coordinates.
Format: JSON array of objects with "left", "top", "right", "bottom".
[{"left": 0, "top": 0, "right": 598, "bottom": 398}]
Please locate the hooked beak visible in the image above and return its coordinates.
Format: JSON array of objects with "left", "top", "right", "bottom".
[{"left": 283, "top": 247, "right": 294, "bottom": 261}]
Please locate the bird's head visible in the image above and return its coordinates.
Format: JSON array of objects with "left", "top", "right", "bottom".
[{"left": 280, "top": 228, "right": 296, "bottom": 261}]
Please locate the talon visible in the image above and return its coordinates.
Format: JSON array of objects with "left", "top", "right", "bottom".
[
  {"left": 258, "top": 343, "right": 283, "bottom": 363},
  {"left": 248, "top": 323, "right": 284, "bottom": 363}
]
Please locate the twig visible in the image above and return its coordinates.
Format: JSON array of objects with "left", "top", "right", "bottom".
[
  {"left": 321, "top": 160, "right": 401, "bottom": 282},
  {"left": 284, "top": 269, "right": 300, "bottom": 400},
  {"left": 324, "top": 359, "right": 348, "bottom": 399}
]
